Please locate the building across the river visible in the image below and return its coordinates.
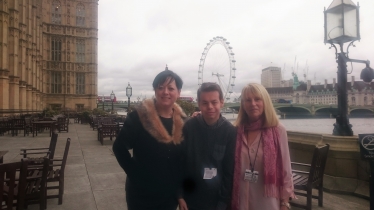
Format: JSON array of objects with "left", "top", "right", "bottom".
[
  {"left": 266, "top": 76, "right": 374, "bottom": 106},
  {"left": 261, "top": 66, "right": 282, "bottom": 88},
  {"left": 0, "top": 0, "right": 99, "bottom": 115}
]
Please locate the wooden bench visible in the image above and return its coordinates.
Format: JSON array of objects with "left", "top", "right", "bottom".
[
  {"left": 98, "top": 124, "right": 117, "bottom": 145},
  {"left": 290, "top": 144, "right": 330, "bottom": 210}
]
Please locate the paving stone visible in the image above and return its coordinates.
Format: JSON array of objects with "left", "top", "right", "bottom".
[
  {"left": 65, "top": 164, "right": 88, "bottom": 177},
  {"left": 86, "top": 161, "right": 123, "bottom": 175},
  {"left": 27, "top": 191, "right": 98, "bottom": 210},
  {"left": 93, "top": 188, "right": 127, "bottom": 210},
  {"left": 84, "top": 154, "right": 117, "bottom": 164},
  {"left": 89, "top": 172, "right": 126, "bottom": 191}
]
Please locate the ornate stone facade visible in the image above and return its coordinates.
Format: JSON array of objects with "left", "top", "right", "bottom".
[
  {"left": 267, "top": 77, "right": 374, "bottom": 106},
  {"left": 0, "top": 0, "right": 98, "bottom": 114}
]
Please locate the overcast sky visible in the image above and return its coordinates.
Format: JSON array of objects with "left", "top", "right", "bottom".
[{"left": 97, "top": 0, "right": 374, "bottom": 101}]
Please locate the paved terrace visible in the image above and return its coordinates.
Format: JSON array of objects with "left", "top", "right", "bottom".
[{"left": 0, "top": 121, "right": 370, "bottom": 210}]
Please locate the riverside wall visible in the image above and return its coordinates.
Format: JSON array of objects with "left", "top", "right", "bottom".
[{"left": 287, "top": 131, "right": 370, "bottom": 198}]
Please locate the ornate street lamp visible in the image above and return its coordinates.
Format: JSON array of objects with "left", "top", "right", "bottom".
[
  {"left": 324, "top": 0, "right": 373, "bottom": 136},
  {"left": 126, "top": 83, "right": 132, "bottom": 113},
  {"left": 101, "top": 95, "right": 105, "bottom": 111},
  {"left": 110, "top": 90, "right": 115, "bottom": 114},
  {"left": 96, "top": 98, "right": 99, "bottom": 109}
]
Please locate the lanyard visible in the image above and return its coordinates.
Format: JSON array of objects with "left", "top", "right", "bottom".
[{"left": 247, "top": 132, "right": 262, "bottom": 172}]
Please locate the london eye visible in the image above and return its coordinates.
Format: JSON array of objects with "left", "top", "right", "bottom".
[{"left": 198, "top": 36, "right": 236, "bottom": 101}]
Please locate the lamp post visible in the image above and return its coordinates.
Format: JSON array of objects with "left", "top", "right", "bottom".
[
  {"left": 96, "top": 98, "right": 99, "bottom": 109},
  {"left": 110, "top": 90, "right": 115, "bottom": 114},
  {"left": 324, "top": 0, "right": 373, "bottom": 136},
  {"left": 126, "top": 82, "right": 132, "bottom": 113},
  {"left": 101, "top": 95, "right": 105, "bottom": 111}
]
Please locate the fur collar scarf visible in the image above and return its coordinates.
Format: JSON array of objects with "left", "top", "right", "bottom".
[{"left": 136, "top": 99, "right": 186, "bottom": 145}]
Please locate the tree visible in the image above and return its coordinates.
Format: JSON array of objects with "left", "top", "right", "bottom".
[{"left": 176, "top": 99, "right": 196, "bottom": 116}]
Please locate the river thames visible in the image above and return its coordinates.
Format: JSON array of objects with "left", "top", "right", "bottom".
[
  {"left": 118, "top": 111, "right": 373, "bottom": 134},
  {"left": 221, "top": 113, "right": 374, "bottom": 134}
]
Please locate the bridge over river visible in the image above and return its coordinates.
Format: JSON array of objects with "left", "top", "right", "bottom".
[
  {"left": 225, "top": 103, "right": 374, "bottom": 118},
  {"left": 102, "top": 102, "right": 374, "bottom": 118}
]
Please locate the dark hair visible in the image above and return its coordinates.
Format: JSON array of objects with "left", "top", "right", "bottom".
[
  {"left": 152, "top": 69, "right": 183, "bottom": 90},
  {"left": 197, "top": 82, "right": 223, "bottom": 102}
]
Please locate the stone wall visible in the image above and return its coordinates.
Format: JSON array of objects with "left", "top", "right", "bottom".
[{"left": 287, "top": 131, "right": 370, "bottom": 198}]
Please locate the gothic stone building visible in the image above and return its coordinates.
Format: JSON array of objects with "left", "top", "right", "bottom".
[
  {"left": 266, "top": 76, "right": 374, "bottom": 106},
  {"left": 0, "top": 0, "right": 98, "bottom": 115}
]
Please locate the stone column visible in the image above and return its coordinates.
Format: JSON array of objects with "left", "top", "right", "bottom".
[
  {"left": 32, "top": 88, "right": 36, "bottom": 111},
  {"left": 26, "top": 85, "right": 32, "bottom": 112},
  {"left": 0, "top": 71, "right": 9, "bottom": 113},
  {"left": 19, "top": 81, "right": 27, "bottom": 111},
  {"left": 0, "top": 0, "right": 9, "bottom": 113},
  {"left": 8, "top": 76, "right": 20, "bottom": 112}
]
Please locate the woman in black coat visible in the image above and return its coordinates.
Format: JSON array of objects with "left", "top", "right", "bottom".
[{"left": 113, "top": 68, "right": 186, "bottom": 210}]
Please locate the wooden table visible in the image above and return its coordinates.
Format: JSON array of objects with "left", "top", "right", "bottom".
[
  {"left": 32, "top": 121, "right": 57, "bottom": 137},
  {"left": 0, "top": 150, "right": 8, "bottom": 163}
]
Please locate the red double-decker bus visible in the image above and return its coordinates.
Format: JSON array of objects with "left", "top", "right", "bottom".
[
  {"left": 178, "top": 96, "right": 194, "bottom": 102},
  {"left": 97, "top": 96, "right": 117, "bottom": 103}
]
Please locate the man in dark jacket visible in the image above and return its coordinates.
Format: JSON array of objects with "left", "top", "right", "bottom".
[{"left": 178, "top": 82, "right": 236, "bottom": 210}]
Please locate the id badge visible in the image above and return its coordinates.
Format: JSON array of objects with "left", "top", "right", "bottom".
[
  {"left": 203, "top": 168, "right": 217, "bottom": 179},
  {"left": 244, "top": 169, "right": 253, "bottom": 181},
  {"left": 252, "top": 171, "right": 259, "bottom": 183},
  {"left": 244, "top": 169, "right": 259, "bottom": 183}
]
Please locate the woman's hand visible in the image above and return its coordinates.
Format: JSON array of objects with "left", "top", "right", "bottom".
[
  {"left": 280, "top": 205, "right": 289, "bottom": 210},
  {"left": 178, "top": 198, "right": 188, "bottom": 210},
  {"left": 191, "top": 111, "right": 201, "bottom": 118}
]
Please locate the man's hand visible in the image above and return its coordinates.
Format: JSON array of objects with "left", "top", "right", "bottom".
[{"left": 178, "top": 198, "right": 188, "bottom": 210}]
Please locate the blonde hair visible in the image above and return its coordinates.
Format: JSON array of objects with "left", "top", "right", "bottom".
[{"left": 234, "top": 83, "right": 279, "bottom": 127}]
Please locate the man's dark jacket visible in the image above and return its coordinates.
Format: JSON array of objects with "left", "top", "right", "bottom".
[{"left": 181, "top": 115, "right": 236, "bottom": 210}]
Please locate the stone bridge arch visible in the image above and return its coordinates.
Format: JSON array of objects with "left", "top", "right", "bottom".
[
  {"left": 349, "top": 108, "right": 374, "bottom": 117},
  {"left": 276, "top": 106, "right": 312, "bottom": 118}
]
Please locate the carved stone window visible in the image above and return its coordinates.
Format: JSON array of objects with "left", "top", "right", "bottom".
[
  {"left": 51, "top": 37, "right": 62, "bottom": 61},
  {"left": 51, "top": 71, "right": 62, "bottom": 94},
  {"left": 52, "top": 0, "right": 62, "bottom": 24},
  {"left": 76, "top": 4, "right": 85, "bottom": 26},
  {"left": 76, "top": 39, "right": 85, "bottom": 63},
  {"left": 76, "top": 104, "right": 84, "bottom": 112},
  {"left": 76, "top": 73, "right": 85, "bottom": 94}
]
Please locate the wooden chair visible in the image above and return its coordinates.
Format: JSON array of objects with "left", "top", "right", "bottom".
[
  {"left": 20, "top": 131, "right": 58, "bottom": 160},
  {"left": 92, "top": 117, "right": 99, "bottom": 130},
  {"left": 0, "top": 119, "right": 10, "bottom": 136},
  {"left": 24, "top": 118, "right": 34, "bottom": 136},
  {"left": 290, "top": 144, "right": 330, "bottom": 210},
  {"left": 46, "top": 138, "right": 71, "bottom": 204},
  {"left": 24, "top": 158, "right": 50, "bottom": 210},
  {"left": 10, "top": 119, "right": 26, "bottom": 136},
  {"left": 0, "top": 159, "right": 28, "bottom": 210},
  {"left": 98, "top": 124, "right": 117, "bottom": 145},
  {"left": 57, "top": 117, "right": 69, "bottom": 133}
]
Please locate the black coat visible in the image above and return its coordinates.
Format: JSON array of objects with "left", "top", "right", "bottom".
[{"left": 112, "top": 99, "right": 186, "bottom": 207}]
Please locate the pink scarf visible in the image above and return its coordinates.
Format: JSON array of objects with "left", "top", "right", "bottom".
[{"left": 230, "top": 118, "right": 284, "bottom": 210}]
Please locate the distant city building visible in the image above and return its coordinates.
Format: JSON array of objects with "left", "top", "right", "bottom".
[
  {"left": 281, "top": 79, "right": 293, "bottom": 87},
  {"left": 0, "top": 0, "right": 98, "bottom": 114},
  {"left": 266, "top": 76, "right": 374, "bottom": 106},
  {"left": 261, "top": 66, "right": 281, "bottom": 88}
]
